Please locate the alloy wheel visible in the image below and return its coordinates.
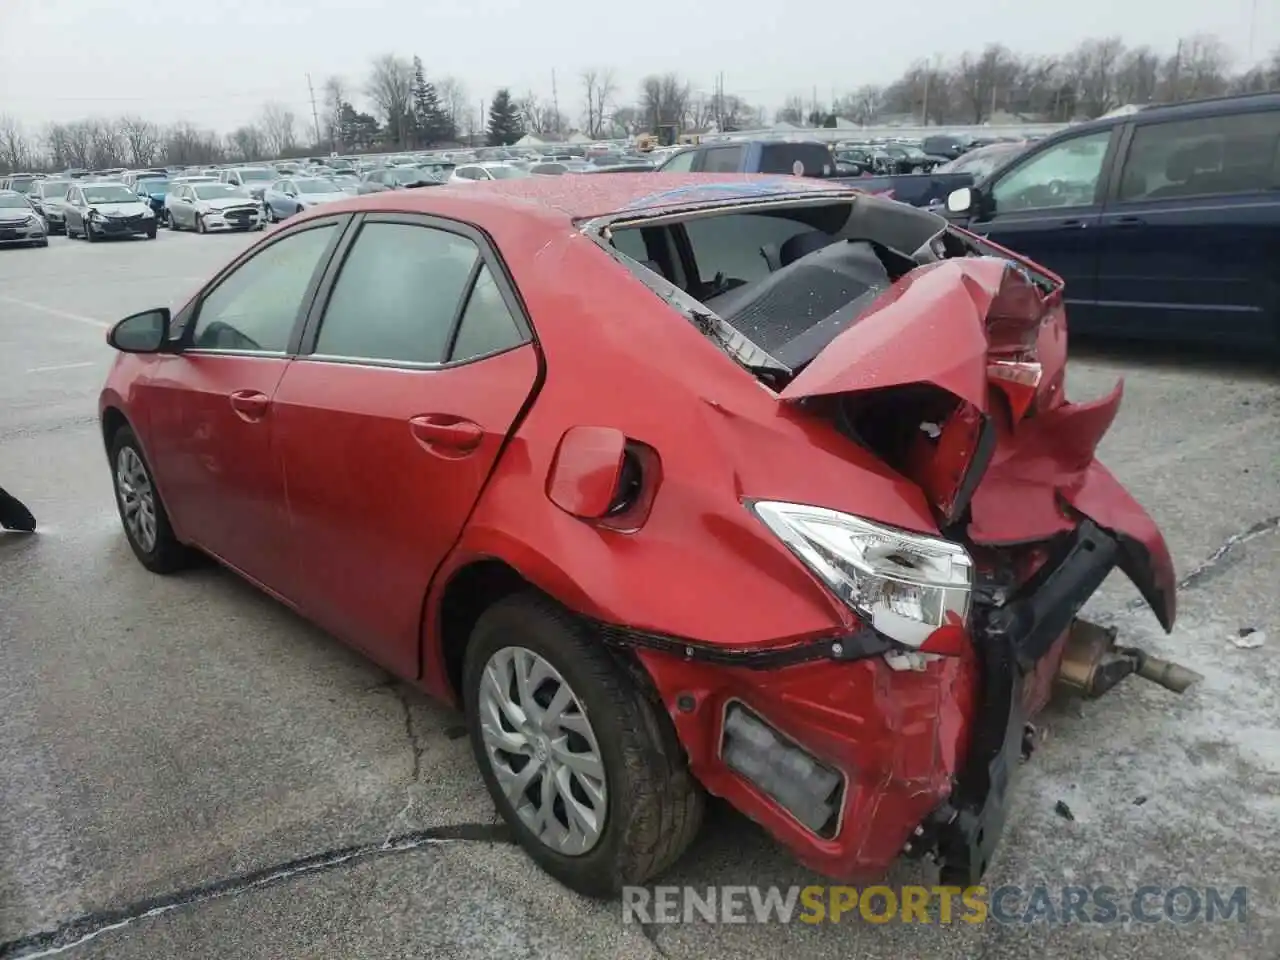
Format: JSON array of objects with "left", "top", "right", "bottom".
[
  {"left": 477, "top": 646, "right": 608, "bottom": 856},
  {"left": 115, "top": 446, "right": 157, "bottom": 553}
]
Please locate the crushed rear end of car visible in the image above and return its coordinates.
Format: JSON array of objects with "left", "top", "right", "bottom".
[{"left": 579, "top": 185, "right": 1196, "bottom": 885}]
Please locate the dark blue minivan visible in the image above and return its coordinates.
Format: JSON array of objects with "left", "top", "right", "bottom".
[{"left": 945, "top": 92, "right": 1280, "bottom": 351}]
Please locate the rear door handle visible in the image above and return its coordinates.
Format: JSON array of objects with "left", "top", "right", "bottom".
[
  {"left": 1058, "top": 218, "right": 1088, "bottom": 229},
  {"left": 1112, "top": 215, "right": 1145, "bottom": 228},
  {"left": 229, "top": 390, "right": 270, "bottom": 421},
  {"left": 409, "top": 415, "right": 484, "bottom": 453}
]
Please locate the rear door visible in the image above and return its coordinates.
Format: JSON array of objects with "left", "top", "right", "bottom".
[
  {"left": 1094, "top": 106, "right": 1280, "bottom": 347},
  {"left": 968, "top": 127, "right": 1118, "bottom": 328},
  {"left": 270, "top": 214, "right": 540, "bottom": 677}
]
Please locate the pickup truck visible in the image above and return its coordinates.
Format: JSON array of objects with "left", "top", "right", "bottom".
[{"left": 655, "top": 139, "right": 975, "bottom": 208}]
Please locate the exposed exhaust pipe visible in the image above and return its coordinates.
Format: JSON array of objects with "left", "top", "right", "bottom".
[{"left": 1057, "top": 618, "right": 1202, "bottom": 698}]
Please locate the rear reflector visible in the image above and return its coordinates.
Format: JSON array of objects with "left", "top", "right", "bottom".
[{"left": 721, "top": 702, "right": 844, "bottom": 838}]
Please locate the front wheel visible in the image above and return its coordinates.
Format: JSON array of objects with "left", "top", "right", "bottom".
[
  {"left": 84, "top": 220, "right": 95, "bottom": 243},
  {"left": 109, "top": 426, "right": 196, "bottom": 573},
  {"left": 463, "top": 593, "right": 704, "bottom": 898},
  {"left": 144, "top": 225, "right": 157, "bottom": 239},
  {"left": 195, "top": 214, "right": 206, "bottom": 234}
]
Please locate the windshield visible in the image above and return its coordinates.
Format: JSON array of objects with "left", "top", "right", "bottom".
[
  {"left": 389, "top": 168, "right": 428, "bottom": 185},
  {"left": 296, "top": 178, "right": 338, "bottom": 194},
  {"left": 239, "top": 169, "right": 275, "bottom": 181},
  {"left": 194, "top": 184, "right": 244, "bottom": 199},
  {"left": 486, "top": 166, "right": 530, "bottom": 180},
  {"left": 940, "top": 144, "right": 1023, "bottom": 178},
  {"left": 38, "top": 181, "right": 71, "bottom": 197},
  {"left": 138, "top": 180, "right": 169, "bottom": 194},
  {"left": 7, "top": 179, "right": 34, "bottom": 194},
  {"left": 0, "top": 194, "right": 29, "bottom": 209},
  {"left": 82, "top": 185, "right": 136, "bottom": 204},
  {"left": 902, "top": 146, "right": 927, "bottom": 158}
]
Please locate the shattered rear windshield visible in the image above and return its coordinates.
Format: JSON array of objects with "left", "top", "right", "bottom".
[{"left": 600, "top": 197, "right": 955, "bottom": 381}]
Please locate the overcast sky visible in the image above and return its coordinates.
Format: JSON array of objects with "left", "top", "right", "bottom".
[{"left": 1, "top": 0, "right": 1275, "bottom": 132}]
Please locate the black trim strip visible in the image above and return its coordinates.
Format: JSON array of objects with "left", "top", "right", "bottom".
[{"left": 593, "top": 620, "right": 895, "bottom": 669}]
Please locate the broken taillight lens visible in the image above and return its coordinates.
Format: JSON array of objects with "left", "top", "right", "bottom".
[{"left": 750, "top": 501, "right": 974, "bottom": 650}]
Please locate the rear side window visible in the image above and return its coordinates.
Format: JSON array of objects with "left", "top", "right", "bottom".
[
  {"left": 1117, "top": 110, "right": 1280, "bottom": 201},
  {"left": 313, "top": 222, "right": 478, "bottom": 364},
  {"left": 759, "top": 144, "right": 833, "bottom": 177},
  {"left": 448, "top": 265, "right": 524, "bottom": 361},
  {"left": 700, "top": 146, "right": 744, "bottom": 173},
  {"left": 660, "top": 150, "right": 697, "bottom": 173}
]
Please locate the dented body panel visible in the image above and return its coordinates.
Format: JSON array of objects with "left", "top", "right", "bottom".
[{"left": 100, "top": 174, "right": 1179, "bottom": 887}]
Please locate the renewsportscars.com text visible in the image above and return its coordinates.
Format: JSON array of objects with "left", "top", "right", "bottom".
[{"left": 622, "top": 884, "right": 1248, "bottom": 925}]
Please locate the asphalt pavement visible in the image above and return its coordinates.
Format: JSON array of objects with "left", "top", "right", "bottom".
[{"left": 0, "top": 228, "right": 1277, "bottom": 959}]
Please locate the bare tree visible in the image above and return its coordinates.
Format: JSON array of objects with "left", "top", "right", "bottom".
[
  {"left": 0, "top": 115, "right": 35, "bottom": 172},
  {"left": 260, "top": 102, "right": 298, "bottom": 158},
  {"left": 321, "top": 76, "right": 348, "bottom": 151},
  {"left": 164, "top": 123, "right": 224, "bottom": 165},
  {"left": 87, "top": 120, "right": 125, "bottom": 168},
  {"left": 119, "top": 116, "right": 162, "bottom": 166},
  {"left": 687, "top": 94, "right": 716, "bottom": 132},
  {"left": 64, "top": 121, "right": 95, "bottom": 168},
  {"left": 639, "top": 73, "right": 691, "bottom": 131},
  {"left": 1160, "top": 34, "right": 1232, "bottom": 102},
  {"left": 775, "top": 95, "right": 806, "bottom": 125},
  {"left": 367, "top": 54, "right": 416, "bottom": 148},
  {"left": 437, "top": 76, "right": 468, "bottom": 138},
  {"left": 45, "top": 124, "right": 73, "bottom": 170},
  {"left": 228, "top": 125, "right": 267, "bottom": 162},
  {"left": 581, "top": 67, "right": 617, "bottom": 138},
  {"left": 834, "top": 85, "right": 884, "bottom": 125}
]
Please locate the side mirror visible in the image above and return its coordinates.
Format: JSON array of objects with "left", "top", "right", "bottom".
[
  {"left": 946, "top": 186, "right": 974, "bottom": 215},
  {"left": 107, "top": 308, "right": 170, "bottom": 354}
]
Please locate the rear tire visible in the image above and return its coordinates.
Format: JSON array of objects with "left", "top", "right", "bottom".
[
  {"left": 108, "top": 425, "right": 195, "bottom": 574},
  {"left": 463, "top": 592, "right": 704, "bottom": 898}
]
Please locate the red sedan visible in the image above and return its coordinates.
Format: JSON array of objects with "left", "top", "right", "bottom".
[{"left": 99, "top": 174, "right": 1194, "bottom": 897}]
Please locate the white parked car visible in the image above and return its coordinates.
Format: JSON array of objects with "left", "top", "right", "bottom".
[
  {"left": 166, "top": 182, "right": 263, "bottom": 233},
  {"left": 450, "top": 163, "right": 531, "bottom": 183}
]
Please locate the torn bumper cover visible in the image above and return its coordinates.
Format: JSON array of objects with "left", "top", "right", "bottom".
[{"left": 623, "top": 514, "right": 1171, "bottom": 884}]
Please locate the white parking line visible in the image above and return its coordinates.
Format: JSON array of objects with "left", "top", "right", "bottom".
[
  {"left": 0, "top": 295, "right": 109, "bottom": 329},
  {"left": 26, "top": 361, "right": 98, "bottom": 374}
]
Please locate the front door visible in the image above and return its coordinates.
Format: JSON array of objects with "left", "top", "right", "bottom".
[
  {"left": 143, "top": 220, "right": 345, "bottom": 588},
  {"left": 970, "top": 128, "right": 1117, "bottom": 330},
  {"left": 271, "top": 215, "right": 539, "bottom": 677}
]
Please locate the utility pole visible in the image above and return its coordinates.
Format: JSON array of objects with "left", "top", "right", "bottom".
[
  {"left": 921, "top": 72, "right": 930, "bottom": 127},
  {"left": 1248, "top": 0, "right": 1259, "bottom": 62},
  {"left": 812, "top": 85, "right": 818, "bottom": 125},
  {"left": 551, "top": 69, "right": 560, "bottom": 136},
  {"left": 306, "top": 73, "right": 322, "bottom": 148},
  {"left": 479, "top": 99, "right": 486, "bottom": 146}
]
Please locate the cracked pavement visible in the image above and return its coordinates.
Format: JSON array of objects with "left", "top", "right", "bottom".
[{"left": 1, "top": 232, "right": 1278, "bottom": 959}]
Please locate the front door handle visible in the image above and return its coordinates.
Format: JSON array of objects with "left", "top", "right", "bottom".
[
  {"left": 1058, "top": 218, "right": 1088, "bottom": 229},
  {"left": 409, "top": 414, "right": 484, "bottom": 453},
  {"left": 229, "top": 390, "right": 270, "bottom": 421},
  {"left": 1112, "top": 215, "right": 1145, "bottom": 228}
]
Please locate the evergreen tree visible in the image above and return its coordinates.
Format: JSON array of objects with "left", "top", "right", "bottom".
[
  {"left": 486, "top": 89, "right": 524, "bottom": 146},
  {"left": 410, "top": 56, "right": 451, "bottom": 147}
]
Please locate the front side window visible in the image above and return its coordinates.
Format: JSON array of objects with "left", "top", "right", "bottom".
[
  {"left": 990, "top": 130, "right": 1113, "bottom": 212},
  {"left": 1116, "top": 110, "right": 1280, "bottom": 202},
  {"left": 312, "top": 222, "right": 479, "bottom": 364},
  {"left": 191, "top": 224, "right": 337, "bottom": 353},
  {"left": 661, "top": 150, "right": 697, "bottom": 173}
]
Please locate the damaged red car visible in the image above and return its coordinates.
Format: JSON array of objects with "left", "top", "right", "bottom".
[{"left": 99, "top": 174, "right": 1199, "bottom": 897}]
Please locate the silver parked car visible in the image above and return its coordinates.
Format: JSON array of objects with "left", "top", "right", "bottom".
[
  {"left": 0, "top": 191, "right": 48, "bottom": 248},
  {"left": 64, "top": 182, "right": 156, "bottom": 241},
  {"left": 166, "top": 182, "right": 263, "bottom": 233}
]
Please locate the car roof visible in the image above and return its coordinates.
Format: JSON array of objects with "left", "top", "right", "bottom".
[{"left": 307, "top": 172, "right": 862, "bottom": 228}]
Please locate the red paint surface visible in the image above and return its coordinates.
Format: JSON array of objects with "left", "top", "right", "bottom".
[{"left": 100, "top": 175, "right": 1174, "bottom": 883}]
